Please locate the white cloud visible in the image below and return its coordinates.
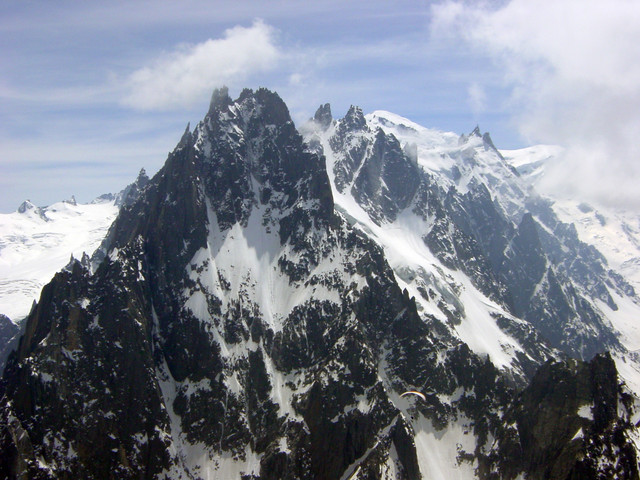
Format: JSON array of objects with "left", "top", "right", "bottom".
[
  {"left": 431, "top": 0, "right": 640, "bottom": 208},
  {"left": 288, "top": 73, "right": 304, "bottom": 86},
  {"left": 122, "top": 19, "right": 280, "bottom": 110},
  {"left": 467, "top": 82, "right": 486, "bottom": 116}
]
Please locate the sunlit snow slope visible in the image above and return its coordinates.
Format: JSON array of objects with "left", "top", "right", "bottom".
[
  {"left": 305, "top": 107, "right": 640, "bottom": 393},
  {"left": 0, "top": 198, "right": 118, "bottom": 322},
  {"left": 503, "top": 146, "right": 640, "bottom": 293},
  {"left": 501, "top": 146, "right": 640, "bottom": 392},
  {"left": 303, "top": 109, "right": 553, "bottom": 383}
]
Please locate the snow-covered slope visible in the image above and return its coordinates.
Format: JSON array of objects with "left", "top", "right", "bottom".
[
  {"left": 304, "top": 113, "right": 546, "bottom": 381},
  {"left": 367, "top": 111, "right": 529, "bottom": 220},
  {"left": 0, "top": 198, "right": 118, "bottom": 322},
  {"left": 503, "top": 146, "right": 640, "bottom": 293},
  {"left": 501, "top": 144, "right": 564, "bottom": 187},
  {"left": 369, "top": 109, "right": 640, "bottom": 305},
  {"left": 502, "top": 145, "right": 640, "bottom": 392},
  {"left": 553, "top": 201, "right": 640, "bottom": 291},
  {"left": 368, "top": 111, "right": 640, "bottom": 394},
  {"left": 304, "top": 106, "right": 640, "bottom": 393}
]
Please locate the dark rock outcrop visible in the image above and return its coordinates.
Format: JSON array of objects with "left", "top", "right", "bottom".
[{"left": 484, "top": 353, "right": 640, "bottom": 479}]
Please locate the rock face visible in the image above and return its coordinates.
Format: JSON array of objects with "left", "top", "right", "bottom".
[
  {"left": 484, "top": 353, "right": 640, "bottom": 480},
  {"left": 313, "top": 103, "right": 333, "bottom": 129},
  {"left": 319, "top": 109, "right": 634, "bottom": 361},
  {"left": 0, "top": 315, "right": 19, "bottom": 370},
  {"left": 1, "top": 88, "right": 639, "bottom": 479},
  {"left": 116, "top": 168, "right": 150, "bottom": 207}
]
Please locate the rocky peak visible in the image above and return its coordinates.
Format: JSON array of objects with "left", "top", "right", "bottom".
[
  {"left": 202, "top": 87, "right": 293, "bottom": 145},
  {"left": 479, "top": 131, "right": 508, "bottom": 163},
  {"left": 481, "top": 132, "right": 497, "bottom": 151},
  {"left": 251, "top": 87, "right": 292, "bottom": 127},
  {"left": 341, "top": 105, "right": 367, "bottom": 132},
  {"left": 313, "top": 103, "right": 333, "bottom": 129},
  {"left": 137, "top": 167, "right": 149, "bottom": 182},
  {"left": 327, "top": 105, "right": 373, "bottom": 194},
  {"left": 2, "top": 86, "right": 639, "bottom": 480},
  {"left": 63, "top": 253, "right": 92, "bottom": 273},
  {"left": 17, "top": 200, "right": 48, "bottom": 221},
  {"left": 207, "top": 85, "right": 232, "bottom": 115},
  {"left": 176, "top": 123, "right": 191, "bottom": 148},
  {"left": 0, "top": 87, "right": 434, "bottom": 479},
  {"left": 116, "top": 167, "right": 151, "bottom": 208},
  {"left": 460, "top": 126, "right": 504, "bottom": 159},
  {"left": 17, "top": 200, "right": 35, "bottom": 214},
  {"left": 195, "top": 87, "right": 333, "bottom": 232},
  {"left": 458, "top": 125, "right": 482, "bottom": 145},
  {"left": 211, "top": 87, "right": 292, "bottom": 132},
  {"left": 350, "top": 127, "right": 421, "bottom": 223}
]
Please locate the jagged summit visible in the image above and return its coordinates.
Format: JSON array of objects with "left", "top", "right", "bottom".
[
  {"left": 314, "top": 101, "right": 637, "bottom": 361},
  {"left": 207, "top": 85, "right": 232, "bottom": 114},
  {"left": 177, "top": 123, "right": 191, "bottom": 148},
  {"left": 313, "top": 102, "right": 333, "bottom": 129},
  {"left": 63, "top": 252, "right": 91, "bottom": 273},
  {"left": 17, "top": 200, "right": 36, "bottom": 214},
  {"left": 16, "top": 200, "right": 48, "bottom": 222},
  {"left": 341, "top": 104, "right": 368, "bottom": 132},
  {"left": 115, "top": 167, "right": 150, "bottom": 208},
  {"left": 190, "top": 87, "right": 333, "bottom": 232},
  {"left": 459, "top": 125, "right": 484, "bottom": 145},
  {"left": 459, "top": 126, "right": 503, "bottom": 158}
]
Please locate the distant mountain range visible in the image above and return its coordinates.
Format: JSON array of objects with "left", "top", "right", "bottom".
[
  {"left": 502, "top": 145, "right": 640, "bottom": 295},
  {"left": 0, "top": 170, "right": 149, "bottom": 322},
  {"left": 1, "top": 87, "right": 639, "bottom": 479}
]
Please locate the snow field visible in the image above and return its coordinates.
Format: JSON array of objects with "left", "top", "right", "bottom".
[
  {"left": 312, "top": 112, "right": 537, "bottom": 379},
  {"left": 0, "top": 199, "right": 118, "bottom": 321},
  {"left": 412, "top": 417, "right": 477, "bottom": 480}
]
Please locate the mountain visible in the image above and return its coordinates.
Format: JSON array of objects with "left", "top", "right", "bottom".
[
  {"left": 305, "top": 108, "right": 639, "bottom": 363},
  {"left": 0, "top": 170, "right": 149, "bottom": 324},
  {"left": 502, "top": 145, "right": 640, "bottom": 294},
  {"left": 502, "top": 146, "right": 640, "bottom": 390},
  {"left": 341, "top": 111, "right": 640, "bottom": 385},
  {"left": 1, "top": 88, "right": 639, "bottom": 479}
]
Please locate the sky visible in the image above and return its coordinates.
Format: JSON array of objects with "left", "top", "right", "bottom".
[{"left": 2, "top": 0, "right": 640, "bottom": 212}]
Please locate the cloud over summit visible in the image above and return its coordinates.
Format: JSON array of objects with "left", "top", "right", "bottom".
[
  {"left": 432, "top": 0, "right": 640, "bottom": 208},
  {"left": 122, "top": 20, "right": 280, "bottom": 110}
]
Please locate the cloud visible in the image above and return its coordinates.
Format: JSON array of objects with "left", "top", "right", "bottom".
[
  {"left": 431, "top": 0, "right": 640, "bottom": 208},
  {"left": 288, "top": 73, "right": 304, "bottom": 86},
  {"left": 122, "top": 19, "right": 280, "bottom": 110},
  {"left": 467, "top": 82, "right": 486, "bottom": 117}
]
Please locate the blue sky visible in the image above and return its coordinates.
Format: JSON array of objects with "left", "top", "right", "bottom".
[{"left": 2, "top": 0, "right": 640, "bottom": 212}]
